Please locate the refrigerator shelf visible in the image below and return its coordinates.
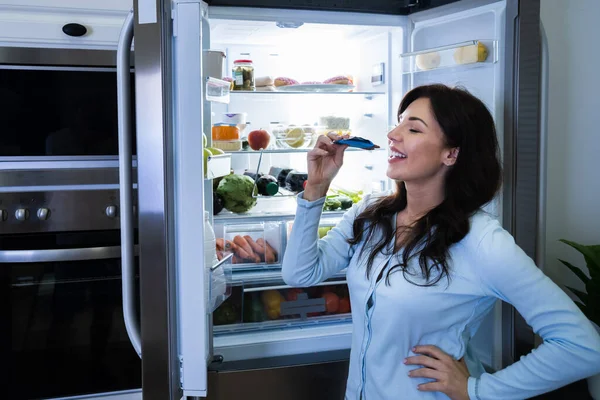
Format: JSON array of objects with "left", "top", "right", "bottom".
[
  {"left": 400, "top": 40, "right": 498, "bottom": 74},
  {"left": 214, "top": 209, "right": 346, "bottom": 222},
  {"left": 221, "top": 147, "right": 386, "bottom": 155},
  {"left": 230, "top": 90, "right": 386, "bottom": 96}
]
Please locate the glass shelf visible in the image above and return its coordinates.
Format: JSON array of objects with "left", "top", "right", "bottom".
[
  {"left": 229, "top": 90, "right": 386, "bottom": 96},
  {"left": 400, "top": 39, "right": 498, "bottom": 74},
  {"left": 225, "top": 147, "right": 386, "bottom": 155}
]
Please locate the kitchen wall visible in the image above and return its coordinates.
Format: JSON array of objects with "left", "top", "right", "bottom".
[{"left": 540, "top": 0, "right": 600, "bottom": 292}]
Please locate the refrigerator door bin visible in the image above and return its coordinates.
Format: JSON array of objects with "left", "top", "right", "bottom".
[
  {"left": 206, "top": 153, "right": 232, "bottom": 180},
  {"left": 217, "top": 221, "right": 284, "bottom": 269},
  {"left": 400, "top": 40, "right": 498, "bottom": 74}
]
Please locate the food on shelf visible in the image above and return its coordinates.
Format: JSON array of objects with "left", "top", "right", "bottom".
[
  {"left": 255, "top": 86, "right": 277, "bottom": 91},
  {"left": 338, "top": 297, "right": 351, "bottom": 314},
  {"left": 328, "top": 187, "right": 364, "bottom": 204},
  {"left": 274, "top": 126, "right": 311, "bottom": 149},
  {"left": 213, "top": 192, "right": 225, "bottom": 215},
  {"left": 323, "top": 75, "right": 354, "bottom": 85},
  {"left": 203, "top": 149, "right": 211, "bottom": 177},
  {"left": 318, "top": 226, "right": 333, "bottom": 239},
  {"left": 324, "top": 197, "right": 342, "bottom": 212},
  {"left": 221, "top": 76, "right": 234, "bottom": 90},
  {"left": 321, "top": 292, "right": 340, "bottom": 313},
  {"left": 232, "top": 59, "right": 255, "bottom": 91},
  {"left": 284, "top": 127, "right": 306, "bottom": 148},
  {"left": 284, "top": 170, "right": 308, "bottom": 193},
  {"left": 261, "top": 289, "right": 285, "bottom": 319},
  {"left": 247, "top": 128, "right": 271, "bottom": 150},
  {"left": 206, "top": 147, "right": 225, "bottom": 155},
  {"left": 243, "top": 292, "right": 266, "bottom": 323},
  {"left": 256, "top": 175, "right": 279, "bottom": 196},
  {"left": 212, "top": 140, "right": 242, "bottom": 151},
  {"left": 213, "top": 299, "right": 239, "bottom": 325},
  {"left": 319, "top": 116, "right": 351, "bottom": 130},
  {"left": 268, "top": 167, "right": 293, "bottom": 187},
  {"left": 453, "top": 41, "right": 488, "bottom": 65},
  {"left": 302, "top": 81, "right": 321, "bottom": 85},
  {"left": 274, "top": 77, "right": 299, "bottom": 87},
  {"left": 215, "top": 234, "right": 278, "bottom": 264},
  {"left": 255, "top": 76, "right": 275, "bottom": 87},
  {"left": 415, "top": 51, "right": 441, "bottom": 70},
  {"left": 285, "top": 288, "right": 305, "bottom": 302},
  {"left": 222, "top": 112, "right": 247, "bottom": 125},
  {"left": 203, "top": 133, "right": 208, "bottom": 147},
  {"left": 212, "top": 124, "right": 240, "bottom": 140},
  {"left": 215, "top": 174, "right": 257, "bottom": 213},
  {"left": 323, "top": 194, "right": 353, "bottom": 212}
]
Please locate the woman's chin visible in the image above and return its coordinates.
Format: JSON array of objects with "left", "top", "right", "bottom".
[{"left": 386, "top": 169, "right": 405, "bottom": 182}]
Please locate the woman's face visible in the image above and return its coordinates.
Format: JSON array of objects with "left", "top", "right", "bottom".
[{"left": 386, "top": 97, "right": 457, "bottom": 183}]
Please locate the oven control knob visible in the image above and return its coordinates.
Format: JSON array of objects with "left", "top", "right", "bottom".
[
  {"left": 0, "top": 209, "right": 6, "bottom": 221},
  {"left": 15, "top": 208, "right": 29, "bottom": 221},
  {"left": 37, "top": 208, "right": 50, "bottom": 221},
  {"left": 105, "top": 205, "right": 118, "bottom": 219}
]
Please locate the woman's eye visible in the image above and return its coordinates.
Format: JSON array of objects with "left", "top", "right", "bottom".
[{"left": 409, "top": 129, "right": 420, "bottom": 133}]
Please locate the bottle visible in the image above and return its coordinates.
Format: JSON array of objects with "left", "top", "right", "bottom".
[{"left": 232, "top": 59, "right": 255, "bottom": 91}]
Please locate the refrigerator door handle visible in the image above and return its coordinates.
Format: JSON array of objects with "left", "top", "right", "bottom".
[
  {"left": 117, "top": 8, "right": 141, "bottom": 358},
  {"left": 537, "top": 21, "right": 549, "bottom": 273}
]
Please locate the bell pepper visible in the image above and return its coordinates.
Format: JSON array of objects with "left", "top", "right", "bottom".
[{"left": 261, "top": 289, "right": 285, "bottom": 320}]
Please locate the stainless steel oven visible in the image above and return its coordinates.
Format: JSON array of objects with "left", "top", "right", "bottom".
[
  {"left": 0, "top": 188, "right": 141, "bottom": 400},
  {"left": 0, "top": 47, "right": 135, "bottom": 159}
]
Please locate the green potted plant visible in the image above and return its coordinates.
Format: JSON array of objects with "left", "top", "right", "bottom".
[{"left": 558, "top": 239, "right": 600, "bottom": 398}]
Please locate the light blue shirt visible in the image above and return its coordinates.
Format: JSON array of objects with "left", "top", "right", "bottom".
[{"left": 282, "top": 192, "right": 600, "bottom": 400}]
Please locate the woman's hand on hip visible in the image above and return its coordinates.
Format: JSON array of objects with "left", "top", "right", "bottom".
[
  {"left": 405, "top": 345, "right": 470, "bottom": 400},
  {"left": 304, "top": 132, "right": 348, "bottom": 201}
]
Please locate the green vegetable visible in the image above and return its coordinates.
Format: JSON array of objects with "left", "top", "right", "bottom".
[
  {"left": 216, "top": 174, "right": 257, "bottom": 213},
  {"left": 324, "top": 197, "right": 342, "bottom": 211},
  {"left": 328, "top": 187, "right": 364, "bottom": 204},
  {"left": 337, "top": 195, "right": 353, "bottom": 210},
  {"left": 213, "top": 301, "right": 238, "bottom": 325}
]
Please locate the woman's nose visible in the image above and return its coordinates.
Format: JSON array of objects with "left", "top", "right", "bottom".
[{"left": 387, "top": 126, "right": 403, "bottom": 142}]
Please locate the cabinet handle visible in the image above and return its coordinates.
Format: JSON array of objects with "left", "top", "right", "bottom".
[{"left": 62, "top": 23, "right": 87, "bottom": 37}]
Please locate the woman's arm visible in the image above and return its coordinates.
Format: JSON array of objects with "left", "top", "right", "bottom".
[
  {"left": 281, "top": 192, "right": 368, "bottom": 287},
  {"left": 470, "top": 220, "right": 600, "bottom": 400}
]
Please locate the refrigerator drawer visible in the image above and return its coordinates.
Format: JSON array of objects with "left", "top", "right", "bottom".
[
  {"left": 215, "top": 221, "right": 284, "bottom": 269},
  {"left": 212, "top": 278, "right": 351, "bottom": 331}
]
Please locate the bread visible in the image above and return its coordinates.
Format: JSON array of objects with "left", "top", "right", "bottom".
[
  {"left": 255, "top": 76, "right": 275, "bottom": 87},
  {"left": 274, "top": 77, "right": 299, "bottom": 87},
  {"left": 323, "top": 76, "right": 352, "bottom": 85}
]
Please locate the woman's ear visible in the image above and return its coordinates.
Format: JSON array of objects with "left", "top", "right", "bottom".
[{"left": 443, "top": 147, "right": 460, "bottom": 166}]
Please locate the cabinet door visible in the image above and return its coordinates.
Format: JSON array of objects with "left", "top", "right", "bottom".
[{"left": 0, "top": 4, "right": 130, "bottom": 48}]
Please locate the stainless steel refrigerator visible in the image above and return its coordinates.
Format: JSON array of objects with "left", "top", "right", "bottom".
[{"left": 116, "top": 0, "right": 545, "bottom": 398}]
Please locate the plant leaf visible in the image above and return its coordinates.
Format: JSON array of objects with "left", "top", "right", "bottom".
[
  {"left": 558, "top": 259, "right": 590, "bottom": 284},
  {"left": 559, "top": 239, "right": 600, "bottom": 280},
  {"left": 565, "top": 285, "right": 589, "bottom": 304}
]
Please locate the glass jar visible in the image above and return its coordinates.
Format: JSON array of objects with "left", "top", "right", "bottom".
[{"left": 232, "top": 59, "right": 255, "bottom": 91}]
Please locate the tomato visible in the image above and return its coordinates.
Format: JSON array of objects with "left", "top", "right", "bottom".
[
  {"left": 338, "top": 297, "right": 350, "bottom": 314},
  {"left": 285, "top": 288, "right": 304, "bottom": 302},
  {"left": 321, "top": 292, "right": 340, "bottom": 313}
]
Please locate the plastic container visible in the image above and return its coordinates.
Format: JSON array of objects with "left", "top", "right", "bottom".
[
  {"left": 232, "top": 59, "right": 255, "bottom": 91},
  {"left": 205, "top": 211, "right": 224, "bottom": 310},
  {"left": 206, "top": 77, "right": 231, "bottom": 103},
  {"left": 222, "top": 112, "right": 247, "bottom": 125},
  {"left": 213, "top": 140, "right": 242, "bottom": 152}
]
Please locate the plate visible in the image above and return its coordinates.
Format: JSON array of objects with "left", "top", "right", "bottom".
[{"left": 276, "top": 84, "right": 356, "bottom": 93}]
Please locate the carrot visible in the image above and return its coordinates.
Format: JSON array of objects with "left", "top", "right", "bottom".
[
  {"left": 223, "top": 240, "right": 237, "bottom": 252},
  {"left": 244, "top": 235, "right": 265, "bottom": 262},
  {"left": 257, "top": 239, "right": 277, "bottom": 263},
  {"left": 233, "top": 235, "right": 253, "bottom": 256},
  {"left": 216, "top": 238, "right": 225, "bottom": 251}
]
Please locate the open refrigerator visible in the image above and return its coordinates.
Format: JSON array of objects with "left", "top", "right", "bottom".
[{"left": 116, "top": 0, "right": 544, "bottom": 399}]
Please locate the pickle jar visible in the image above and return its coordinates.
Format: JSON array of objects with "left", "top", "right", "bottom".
[{"left": 232, "top": 59, "right": 255, "bottom": 91}]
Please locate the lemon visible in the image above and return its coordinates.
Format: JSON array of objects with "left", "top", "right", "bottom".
[
  {"left": 207, "top": 147, "right": 224, "bottom": 155},
  {"left": 285, "top": 127, "right": 306, "bottom": 148}
]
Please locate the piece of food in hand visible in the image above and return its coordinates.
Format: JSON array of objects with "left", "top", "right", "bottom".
[
  {"left": 333, "top": 136, "right": 380, "bottom": 150},
  {"left": 415, "top": 51, "right": 441, "bottom": 70},
  {"left": 216, "top": 174, "right": 257, "bottom": 213},
  {"left": 453, "top": 42, "right": 488, "bottom": 65},
  {"left": 256, "top": 175, "right": 279, "bottom": 196},
  {"left": 255, "top": 76, "right": 275, "bottom": 87},
  {"left": 247, "top": 128, "right": 271, "bottom": 150},
  {"left": 274, "top": 77, "right": 299, "bottom": 87},
  {"left": 323, "top": 75, "right": 353, "bottom": 85},
  {"left": 321, "top": 292, "right": 340, "bottom": 313}
]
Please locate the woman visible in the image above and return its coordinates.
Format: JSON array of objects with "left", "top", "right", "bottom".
[{"left": 282, "top": 84, "right": 600, "bottom": 399}]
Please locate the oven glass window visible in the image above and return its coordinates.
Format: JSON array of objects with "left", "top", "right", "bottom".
[
  {"left": 0, "top": 231, "right": 141, "bottom": 399},
  {"left": 0, "top": 69, "right": 136, "bottom": 157}
]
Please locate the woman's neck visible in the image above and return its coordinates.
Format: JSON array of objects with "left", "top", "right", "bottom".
[{"left": 402, "top": 176, "right": 445, "bottom": 222}]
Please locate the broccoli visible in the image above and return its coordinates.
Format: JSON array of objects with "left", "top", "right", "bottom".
[{"left": 216, "top": 174, "right": 257, "bottom": 213}]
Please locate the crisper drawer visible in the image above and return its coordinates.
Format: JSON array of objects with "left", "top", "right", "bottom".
[
  {"left": 213, "top": 221, "right": 285, "bottom": 270},
  {"left": 212, "top": 277, "right": 351, "bottom": 332}
]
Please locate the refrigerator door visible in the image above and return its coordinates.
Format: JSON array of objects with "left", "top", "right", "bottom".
[{"left": 404, "top": 0, "right": 542, "bottom": 371}]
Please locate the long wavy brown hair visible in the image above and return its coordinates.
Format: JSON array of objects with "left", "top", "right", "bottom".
[{"left": 348, "top": 84, "right": 502, "bottom": 286}]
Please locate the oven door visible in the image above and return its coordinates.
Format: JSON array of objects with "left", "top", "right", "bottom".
[
  {"left": 0, "top": 47, "right": 135, "bottom": 158},
  {"left": 0, "top": 230, "right": 141, "bottom": 400}
]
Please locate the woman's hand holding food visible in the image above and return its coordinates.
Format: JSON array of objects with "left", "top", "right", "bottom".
[{"left": 304, "top": 132, "right": 348, "bottom": 201}]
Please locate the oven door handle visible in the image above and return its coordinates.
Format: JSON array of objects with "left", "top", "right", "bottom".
[
  {"left": 117, "top": 9, "right": 141, "bottom": 358},
  {"left": 0, "top": 246, "right": 139, "bottom": 263}
]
